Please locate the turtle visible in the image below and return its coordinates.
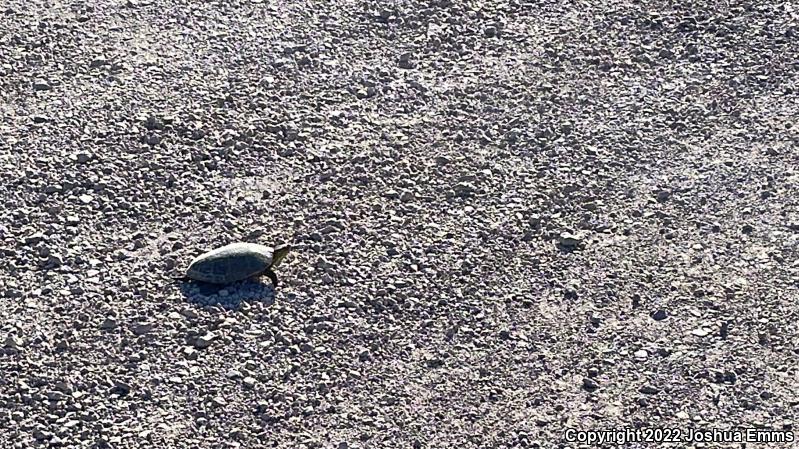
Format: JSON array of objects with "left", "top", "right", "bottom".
[{"left": 173, "top": 243, "right": 291, "bottom": 287}]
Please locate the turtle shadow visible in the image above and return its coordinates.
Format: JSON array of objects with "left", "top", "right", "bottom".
[{"left": 177, "top": 279, "right": 276, "bottom": 311}]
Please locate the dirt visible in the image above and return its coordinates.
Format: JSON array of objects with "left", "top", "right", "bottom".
[{"left": 1, "top": 1, "right": 798, "bottom": 448}]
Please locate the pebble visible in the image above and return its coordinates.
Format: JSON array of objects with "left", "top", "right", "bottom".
[
  {"left": 651, "top": 309, "right": 668, "bottom": 321},
  {"left": 33, "top": 79, "right": 51, "bottom": 91},
  {"left": 100, "top": 317, "right": 118, "bottom": 329},
  {"left": 25, "top": 232, "right": 46, "bottom": 245},
  {"left": 582, "top": 377, "right": 600, "bottom": 391},
  {"left": 181, "top": 308, "right": 199, "bottom": 319},
  {"left": 111, "top": 381, "right": 131, "bottom": 396},
  {"left": 558, "top": 233, "right": 582, "bottom": 248},
  {"left": 398, "top": 52, "right": 415, "bottom": 69},
  {"left": 146, "top": 134, "right": 161, "bottom": 146},
  {"left": 74, "top": 152, "right": 92, "bottom": 163},
  {"left": 399, "top": 190, "right": 415, "bottom": 203},
  {"left": 195, "top": 331, "right": 217, "bottom": 349},
  {"left": 639, "top": 384, "right": 659, "bottom": 395},
  {"left": 4, "top": 335, "right": 23, "bottom": 349},
  {"left": 78, "top": 194, "right": 93, "bottom": 204},
  {"left": 132, "top": 322, "right": 154, "bottom": 336},
  {"left": 183, "top": 347, "right": 198, "bottom": 360}
]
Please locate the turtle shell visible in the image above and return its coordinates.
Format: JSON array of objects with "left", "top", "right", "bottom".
[{"left": 185, "top": 243, "right": 275, "bottom": 284}]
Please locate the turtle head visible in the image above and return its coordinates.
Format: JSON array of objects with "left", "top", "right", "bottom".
[{"left": 270, "top": 243, "right": 292, "bottom": 269}]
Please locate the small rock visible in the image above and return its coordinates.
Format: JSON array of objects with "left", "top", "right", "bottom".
[
  {"left": 453, "top": 182, "right": 476, "bottom": 198},
  {"left": 195, "top": 331, "right": 216, "bottom": 349},
  {"left": 355, "top": 87, "right": 375, "bottom": 99},
  {"left": 144, "top": 114, "right": 164, "bottom": 130},
  {"left": 4, "top": 335, "right": 23, "bottom": 349},
  {"left": 33, "top": 429, "right": 52, "bottom": 441},
  {"left": 132, "top": 323, "right": 154, "bottom": 336},
  {"left": 25, "top": 232, "right": 46, "bottom": 245},
  {"left": 33, "top": 79, "right": 51, "bottom": 91},
  {"left": 398, "top": 52, "right": 415, "bottom": 69},
  {"left": 691, "top": 327, "right": 710, "bottom": 337},
  {"left": 100, "top": 317, "right": 118, "bottom": 329},
  {"left": 558, "top": 233, "right": 582, "bottom": 248},
  {"left": 634, "top": 349, "right": 648, "bottom": 360},
  {"left": 180, "top": 308, "right": 199, "bottom": 319},
  {"left": 78, "top": 194, "right": 93, "bottom": 204},
  {"left": 378, "top": 8, "right": 392, "bottom": 20},
  {"left": 46, "top": 390, "right": 66, "bottom": 401},
  {"left": 74, "top": 152, "right": 92, "bottom": 163},
  {"left": 656, "top": 190, "right": 671, "bottom": 202},
  {"left": 48, "top": 254, "right": 63, "bottom": 266},
  {"left": 742, "top": 224, "right": 754, "bottom": 234},
  {"left": 183, "top": 347, "right": 198, "bottom": 360},
  {"left": 110, "top": 381, "right": 131, "bottom": 396},
  {"left": 146, "top": 134, "right": 161, "bottom": 146},
  {"left": 582, "top": 377, "right": 600, "bottom": 391},
  {"left": 243, "top": 377, "right": 257, "bottom": 389},
  {"left": 720, "top": 321, "right": 729, "bottom": 339},
  {"left": 639, "top": 384, "right": 659, "bottom": 395},
  {"left": 164, "top": 257, "right": 176, "bottom": 270},
  {"left": 399, "top": 190, "right": 415, "bottom": 203},
  {"left": 90, "top": 58, "right": 108, "bottom": 68},
  {"left": 651, "top": 309, "right": 668, "bottom": 321}
]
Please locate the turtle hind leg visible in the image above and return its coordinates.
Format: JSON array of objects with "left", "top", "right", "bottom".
[{"left": 264, "top": 268, "right": 279, "bottom": 288}]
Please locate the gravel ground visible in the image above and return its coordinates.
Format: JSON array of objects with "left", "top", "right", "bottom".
[{"left": 1, "top": 1, "right": 798, "bottom": 448}]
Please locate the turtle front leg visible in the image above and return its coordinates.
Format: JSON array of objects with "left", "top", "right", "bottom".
[{"left": 264, "top": 268, "right": 279, "bottom": 288}]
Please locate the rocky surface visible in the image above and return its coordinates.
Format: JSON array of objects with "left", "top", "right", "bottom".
[{"left": 1, "top": 0, "right": 798, "bottom": 448}]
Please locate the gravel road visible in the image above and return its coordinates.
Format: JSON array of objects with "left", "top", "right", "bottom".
[{"left": 1, "top": 1, "right": 798, "bottom": 448}]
